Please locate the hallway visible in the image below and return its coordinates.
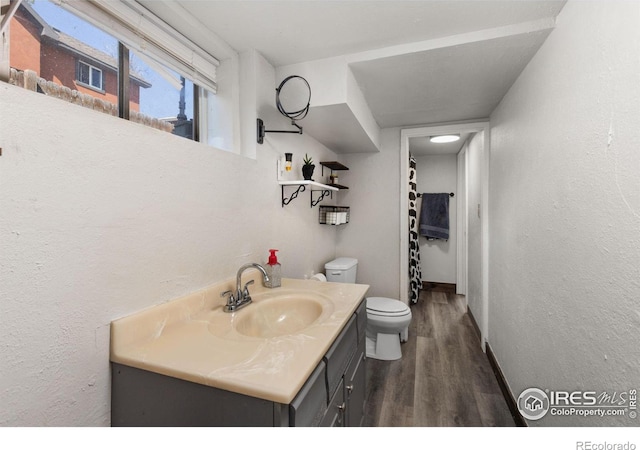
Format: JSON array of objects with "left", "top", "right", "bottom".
[{"left": 364, "top": 289, "right": 515, "bottom": 427}]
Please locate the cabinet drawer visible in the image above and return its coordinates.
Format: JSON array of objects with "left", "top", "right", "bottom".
[
  {"left": 289, "top": 361, "right": 327, "bottom": 427},
  {"left": 320, "top": 379, "right": 344, "bottom": 427},
  {"left": 323, "top": 314, "right": 357, "bottom": 398},
  {"left": 355, "top": 299, "right": 367, "bottom": 343}
]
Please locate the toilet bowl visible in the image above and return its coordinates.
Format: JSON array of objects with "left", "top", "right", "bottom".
[
  {"left": 365, "top": 297, "right": 412, "bottom": 361},
  {"left": 324, "top": 257, "right": 412, "bottom": 361}
]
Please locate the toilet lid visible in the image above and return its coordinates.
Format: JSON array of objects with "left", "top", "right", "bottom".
[{"left": 366, "top": 297, "right": 411, "bottom": 317}]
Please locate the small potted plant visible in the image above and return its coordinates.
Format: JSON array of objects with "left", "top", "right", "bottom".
[{"left": 302, "top": 153, "right": 315, "bottom": 180}]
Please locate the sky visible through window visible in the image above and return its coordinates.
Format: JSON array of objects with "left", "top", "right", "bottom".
[{"left": 31, "top": 0, "right": 193, "bottom": 120}]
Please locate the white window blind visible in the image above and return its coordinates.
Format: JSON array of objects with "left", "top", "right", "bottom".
[{"left": 54, "top": 0, "right": 219, "bottom": 94}]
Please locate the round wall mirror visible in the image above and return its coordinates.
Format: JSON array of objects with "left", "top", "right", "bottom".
[{"left": 276, "top": 75, "right": 311, "bottom": 121}]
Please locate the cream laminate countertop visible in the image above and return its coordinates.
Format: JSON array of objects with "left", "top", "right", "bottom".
[{"left": 110, "top": 273, "right": 369, "bottom": 404}]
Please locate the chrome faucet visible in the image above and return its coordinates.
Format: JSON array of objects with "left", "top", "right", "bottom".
[{"left": 220, "top": 263, "right": 270, "bottom": 312}]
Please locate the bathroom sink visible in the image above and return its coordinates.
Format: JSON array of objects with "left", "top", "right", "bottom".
[{"left": 234, "top": 296, "right": 325, "bottom": 338}]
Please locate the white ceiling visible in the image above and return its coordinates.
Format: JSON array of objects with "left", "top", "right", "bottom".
[
  {"left": 165, "top": 1, "right": 565, "bottom": 67},
  {"left": 349, "top": 28, "right": 553, "bottom": 127},
  {"left": 141, "top": 0, "right": 566, "bottom": 150}
]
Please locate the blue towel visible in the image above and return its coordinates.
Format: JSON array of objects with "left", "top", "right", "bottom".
[{"left": 419, "top": 193, "right": 450, "bottom": 240}]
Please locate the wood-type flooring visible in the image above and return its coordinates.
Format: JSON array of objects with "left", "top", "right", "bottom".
[{"left": 363, "top": 290, "right": 515, "bottom": 427}]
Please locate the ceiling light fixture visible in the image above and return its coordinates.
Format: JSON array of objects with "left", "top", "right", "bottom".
[{"left": 430, "top": 134, "right": 460, "bottom": 143}]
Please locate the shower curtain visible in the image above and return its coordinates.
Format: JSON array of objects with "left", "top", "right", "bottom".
[{"left": 408, "top": 154, "right": 423, "bottom": 304}]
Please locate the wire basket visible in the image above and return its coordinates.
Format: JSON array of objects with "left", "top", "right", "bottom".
[{"left": 319, "top": 206, "right": 350, "bottom": 225}]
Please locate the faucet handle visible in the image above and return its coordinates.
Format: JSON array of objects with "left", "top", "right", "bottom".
[
  {"left": 220, "top": 290, "right": 235, "bottom": 306},
  {"left": 242, "top": 280, "right": 255, "bottom": 299}
]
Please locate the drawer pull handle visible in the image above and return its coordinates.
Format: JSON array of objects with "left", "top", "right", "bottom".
[
  {"left": 346, "top": 384, "right": 354, "bottom": 394},
  {"left": 338, "top": 402, "right": 346, "bottom": 411}
]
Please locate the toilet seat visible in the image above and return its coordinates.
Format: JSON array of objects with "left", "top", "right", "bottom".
[{"left": 366, "top": 297, "right": 411, "bottom": 317}]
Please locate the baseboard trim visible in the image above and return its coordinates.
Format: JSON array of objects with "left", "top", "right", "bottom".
[
  {"left": 421, "top": 281, "right": 456, "bottom": 293},
  {"left": 467, "top": 308, "right": 482, "bottom": 343},
  {"left": 485, "top": 343, "right": 528, "bottom": 427}
]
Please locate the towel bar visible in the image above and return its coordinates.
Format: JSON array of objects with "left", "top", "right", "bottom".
[{"left": 417, "top": 192, "right": 454, "bottom": 197}]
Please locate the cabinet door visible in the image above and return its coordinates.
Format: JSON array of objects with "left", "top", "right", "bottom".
[
  {"left": 324, "top": 315, "right": 357, "bottom": 397},
  {"left": 320, "top": 379, "right": 345, "bottom": 427},
  {"left": 289, "top": 361, "right": 327, "bottom": 427},
  {"left": 345, "top": 340, "right": 366, "bottom": 427},
  {"left": 111, "top": 363, "right": 275, "bottom": 426}
]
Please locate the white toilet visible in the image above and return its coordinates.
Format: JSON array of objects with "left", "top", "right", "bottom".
[{"left": 324, "top": 257, "right": 412, "bottom": 361}]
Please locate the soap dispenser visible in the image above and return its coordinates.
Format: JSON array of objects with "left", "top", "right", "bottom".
[{"left": 265, "top": 249, "right": 281, "bottom": 288}]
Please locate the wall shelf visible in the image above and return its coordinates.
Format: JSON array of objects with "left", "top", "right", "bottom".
[
  {"left": 320, "top": 161, "right": 349, "bottom": 171},
  {"left": 320, "top": 161, "right": 349, "bottom": 189},
  {"left": 279, "top": 180, "right": 338, "bottom": 208}
]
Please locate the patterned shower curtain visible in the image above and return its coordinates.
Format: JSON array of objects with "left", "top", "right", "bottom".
[{"left": 408, "top": 154, "right": 423, "bottom": 304}]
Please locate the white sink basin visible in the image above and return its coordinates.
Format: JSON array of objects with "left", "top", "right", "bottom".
[{"left": 235, "top": 297, "right": 324, "bottom": 338}]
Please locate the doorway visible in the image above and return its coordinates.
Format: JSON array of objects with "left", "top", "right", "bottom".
[{"left": 400, "top": 122, "right": 490, "bottom": 348}]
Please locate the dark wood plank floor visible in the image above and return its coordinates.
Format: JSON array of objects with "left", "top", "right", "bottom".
[{"left": 363, "top": 290, "right": 515, "bottom": 427}]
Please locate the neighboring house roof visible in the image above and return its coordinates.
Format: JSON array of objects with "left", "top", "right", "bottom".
[
  {"left": 18, "top": 1, "right": 58, "bottom": 39},
  {"left": 19, "top": 2, "right": 151, "bottom": 88}
]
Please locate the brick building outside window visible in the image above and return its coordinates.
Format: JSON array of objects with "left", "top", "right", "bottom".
[{"left": 10, "top": 2, "right": 150, "bottom": 111}]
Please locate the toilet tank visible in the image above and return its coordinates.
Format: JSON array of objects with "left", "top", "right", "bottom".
[{"left": 324, "top": 257, "right": 358, "bottom": 283}]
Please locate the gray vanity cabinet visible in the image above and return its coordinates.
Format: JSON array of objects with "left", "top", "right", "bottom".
[
  {"left": 288, "top": 361, "right": 328, "bottom": 427},
  {"left": 111, "top": 298, "right": 367, "bottom": 427},
  {"left": 320, "top": 379, "right": 345, "bottom": 427},
  {"left": 345, "top": 299, "right": 367, "bottom": 426},
  {"left": 289, "top": 309, "right": 363, "bottom": 427},
  {"left": 318, "top": 313, "right": 356, "bottom": 427},
  {"left": 320, "top": 300, "right": 367, "bottom": 427},
  {"left": 345, "top": 340, "right": 366, "bottom": 426}
]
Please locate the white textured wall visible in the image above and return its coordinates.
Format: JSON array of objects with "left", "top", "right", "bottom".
[
  {"left": 337, "top": 128, "right": 401, "bottom": 299},
  {"left": 414, "top": 154, "right": 457, "bottom": 284},
  {"left": 275, "top": 57, "right": 347, "bottom": 107},
  {"left": 0, "top": 53, "right": 339, "bottom": 425},
  {"left": 465, "top": 133, "right": 484, "bottom": 330},
  {"left": 489, "top": 0, "right": 640, "bottom": 426},
  {"left": 346, "top": 67, "right": 381, "bottom": 150}
]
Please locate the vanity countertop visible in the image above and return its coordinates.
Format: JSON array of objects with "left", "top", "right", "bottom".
[{"left": 110, "top": 274, "right": 369, "bottom": 404}]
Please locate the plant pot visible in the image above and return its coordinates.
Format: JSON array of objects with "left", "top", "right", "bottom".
[{"left": 302, "top": 164, "right": 315, "bottom": 180}]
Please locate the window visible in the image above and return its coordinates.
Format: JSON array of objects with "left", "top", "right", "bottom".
[
  {"left": 2, "top": 0, "right": 220, "bottom": 142},
  {"left": 129, "top": 50, "right": 197, "bottom": 140},
  {"left": 77, "top": 61, "right": 103, "bottom": 91}
]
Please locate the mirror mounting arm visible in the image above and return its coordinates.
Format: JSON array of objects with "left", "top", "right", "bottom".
[{"left": 257, "top": 118, "right": 303, "bottom": 144}]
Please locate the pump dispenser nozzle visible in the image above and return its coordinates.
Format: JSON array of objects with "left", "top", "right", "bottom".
[{"left": 268, "top": 249, "right": 279, "bottom": 265}]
